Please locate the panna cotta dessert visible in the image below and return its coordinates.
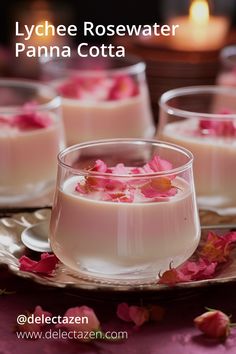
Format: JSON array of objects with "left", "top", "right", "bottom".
[
  {"left": 0, "top": 80, "right": 64, "bottom": 204},
  {"left": 41, "top": 55, "right": 154, "bottom": 146},
  {"left": 159, "top": 86, "right": 236, "bottom": 210},
  {"left": 50, "top": 139, "right": 200, "bottom": 283}
]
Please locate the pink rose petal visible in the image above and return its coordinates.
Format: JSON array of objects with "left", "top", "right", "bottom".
[
  {"left": 129, "top": 306, "right": 150, "bottom": 327},
  {"left": 117, "top": 303, "right": 132, "bottom": 322},
  {"left": 108, "top": 75, "right": 138, "bottom": 100},
  {"left": 57, "top": 306, "right": 100, "bottom": 338},
  {"left": 90, "top": 159, "right": 108, "bottom": 173},
  {"left": 19, "top": 253, "right": 59, "bottom": 275}
]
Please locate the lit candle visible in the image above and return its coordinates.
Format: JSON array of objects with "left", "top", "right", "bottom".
[{"left": 169, "top": 0, "right": 229, "bottom": 51}]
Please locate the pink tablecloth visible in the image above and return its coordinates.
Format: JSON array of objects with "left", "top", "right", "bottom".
[{"left": 1, "top": 268, "right": 236, "bottom": 354}]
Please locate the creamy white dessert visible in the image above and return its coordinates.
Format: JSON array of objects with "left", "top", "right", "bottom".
[
  {"left": 50, "top": 165, "right": 200, "bottom": 281},
  {"left": 161, "top": 120, "right": 236, "bottom": 208},
  {"left": 0, "top": 113, "right": 62, "bottom": 203},
  {"left": 53, "top": 75, "right": 154, "bottom": 146}
]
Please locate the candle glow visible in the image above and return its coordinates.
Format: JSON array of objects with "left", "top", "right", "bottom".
[
  {"left": 169, "top": 0, "right": 229, "bottom": 51},
  {"left": 189, "top": 0, "right": 209, "bottom": 26}
]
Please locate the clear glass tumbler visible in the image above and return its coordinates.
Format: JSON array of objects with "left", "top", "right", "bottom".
[
  {"left": 41, "top": 54, "right": 155, "bottom": 146},
  {"left": 158, "top": 86, "right": 236, "bottom": 212},
  {"left": 0, "top": 79, "right": 65, "bottom": 205},
  {"left": 50, "top": 138, "right": 200, "bottom": 284}
]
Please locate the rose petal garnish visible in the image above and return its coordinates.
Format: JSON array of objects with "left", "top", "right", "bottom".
[
  {"left": 75, "top": 155, "right": 176, "bottom": 202},
  {"left": 0, "top": 116, "right": 11, "bottom": 125},
  {"left": 19, "top": 253, "right": 59, "bottom": 275},
  {"left": 103, "top": 191, "right": 134, "bottom": 203},
  {"left": 11, "top": 113, "right": 52, "bottom": 130},
  {"left": 194, "top": 309, "right": 231, "bottom": 339},
  {"left": 90, "top": 159, "right": 108, "bottom": 173},
  {"left": 141, "top": 177, "right": 177, "bottom": 199},
  {"left": 0, "top": 102, "right": 52, "bottom": 131},
  {"left": 58, "top": 75, "right": 138, "bottom": 101},
  {"left": 143, "top": 155, "right": 173, "bottom": 173},
  {"left": 108, "top": 75, "right": 139, "bottom": 100},
  {"left": 111, "top": 163, "right": 130, "bottom": 175},
  {"left": 199, "top": 110, "right": 236, "bottom": 137}
]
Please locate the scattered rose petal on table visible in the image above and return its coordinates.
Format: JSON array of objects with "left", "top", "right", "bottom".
[
  {"left": 158, "top": 231, "right": 236, "bottom": 285},
  {"left": 116, "top": 303, "right": 164, "bottom": 327},
  {"left": 19, "top": 253, "right": 59, "bottom": 275},
  {"left": 199, "top": 231, "right": 236, "bottom": 263},
  {"left": 15, "top": 306, "right": 52, "bottom": 336},
  {"left": 56, "top": 306, "right": 100, "bottom": 342},
  {"left": 194, "top": 309, "right": 231, "bottom": 340}
]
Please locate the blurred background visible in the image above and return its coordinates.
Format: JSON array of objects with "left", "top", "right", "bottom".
[{"left": 0, "top": 0, "right": 235, "bottom": 120}]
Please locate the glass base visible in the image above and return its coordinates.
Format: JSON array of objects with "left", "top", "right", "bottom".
[
  {"left": 60, "top": 251, "right": 197, "bottom": 285},
  {"left": 0, "top": 180, "right": 55, "bottom": 206}
]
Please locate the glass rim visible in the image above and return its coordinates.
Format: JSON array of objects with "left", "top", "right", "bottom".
[
  {"left": 58, "top": 138, "right": 193, "bottom": 178},
  {"left": 159, "top": 85, "right": 236, "bottom": 120},
  {"left": 220, "top": 45, "right": 236, "bottom": 68},
  {"left": 0, "top": 78, "right": 61, "bottom": 114},
  {"left": 40, "top": 52, "right": 146, "bottom": 77}
]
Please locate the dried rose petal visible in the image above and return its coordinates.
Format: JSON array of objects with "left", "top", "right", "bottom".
[
  {"left": 141, "top": 177, "right": 177, "bottom": 199},
  {"left": 179, "top": 258, "right": 217, "bottom": 281},
  {"left": 57, "top": 306, "right": 100, "bottom": 339},
  {"left": 16, "top": 306, "right": 52, "bottom": 336},
  {"left": 0, "top": 116, "right": 11, "bottom": 125},
  {"left": 149, "top": 305, "right": 165, "bottom": 322},
  {"left": 11, "top": 113, "right": 52, "bottom": 130},
  {"left": 143, "top": 155, "right": 173, "bottom": 173},
  {"left": 19, "top": 253, "right": 59, "bottom": 275},
  {"left": 90, "top": 159, "right": 108, "bottom": 173},
  {"left": 58, "top": 75, "right": 137, "bottom": 101},
  {"left": 158, "top": 258, "right": 217, "bottom": 285},
  {"left": 158, "top": 268, "right": 186, "bottom": 285},
  {"left": 103, "top": 191, "right": 134, "bottom": 203},
  {"left": 200, "top": 231, "right": 236, "bottom": 263},
  {"left": 116, "top": 303, "right": 149, "bottom": 327},
  {"left": 116, "top": 303, "right": 132, "bottom": 322},
  {"left": 117, "top": 303, "right": 165, "bottom": 328},
  {"left": 199, "top": 119, "right": 236, "bottom": 137},
  {"left": 108, "top": 75, "right": 138, "bottom": 100},
  {"left": 194, "top": 310, "right": 230, "bottom": 339},
  {"left": 111, "top": 163, "right": 130, "bottom": 175},
  {"left": 74, "top": 155, "right": 176, "bottom": 203},
  {"left": 129, "top": 306, "right": 150, "bottom": 327}
]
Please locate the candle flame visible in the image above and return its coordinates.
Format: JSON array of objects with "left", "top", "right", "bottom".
[{"left": 189, "top": 0, "right": 209, "bottom": 25}]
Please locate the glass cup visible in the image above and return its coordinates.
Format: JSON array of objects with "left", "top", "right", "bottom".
[
  {"left": 50, "top": 138, "right": 200, "bottom": 284},
  {"left": 158, "top": 86, "right": 236, "bottom": 212},
  {"left": 40, "top": 54, "right": 155, "bottom": 146},
  {"left": 217, "top": 45, "right": 236, "bottom": 87},
  {"left": 0, "top": 79, "right": 65, "bottom": 205}
]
